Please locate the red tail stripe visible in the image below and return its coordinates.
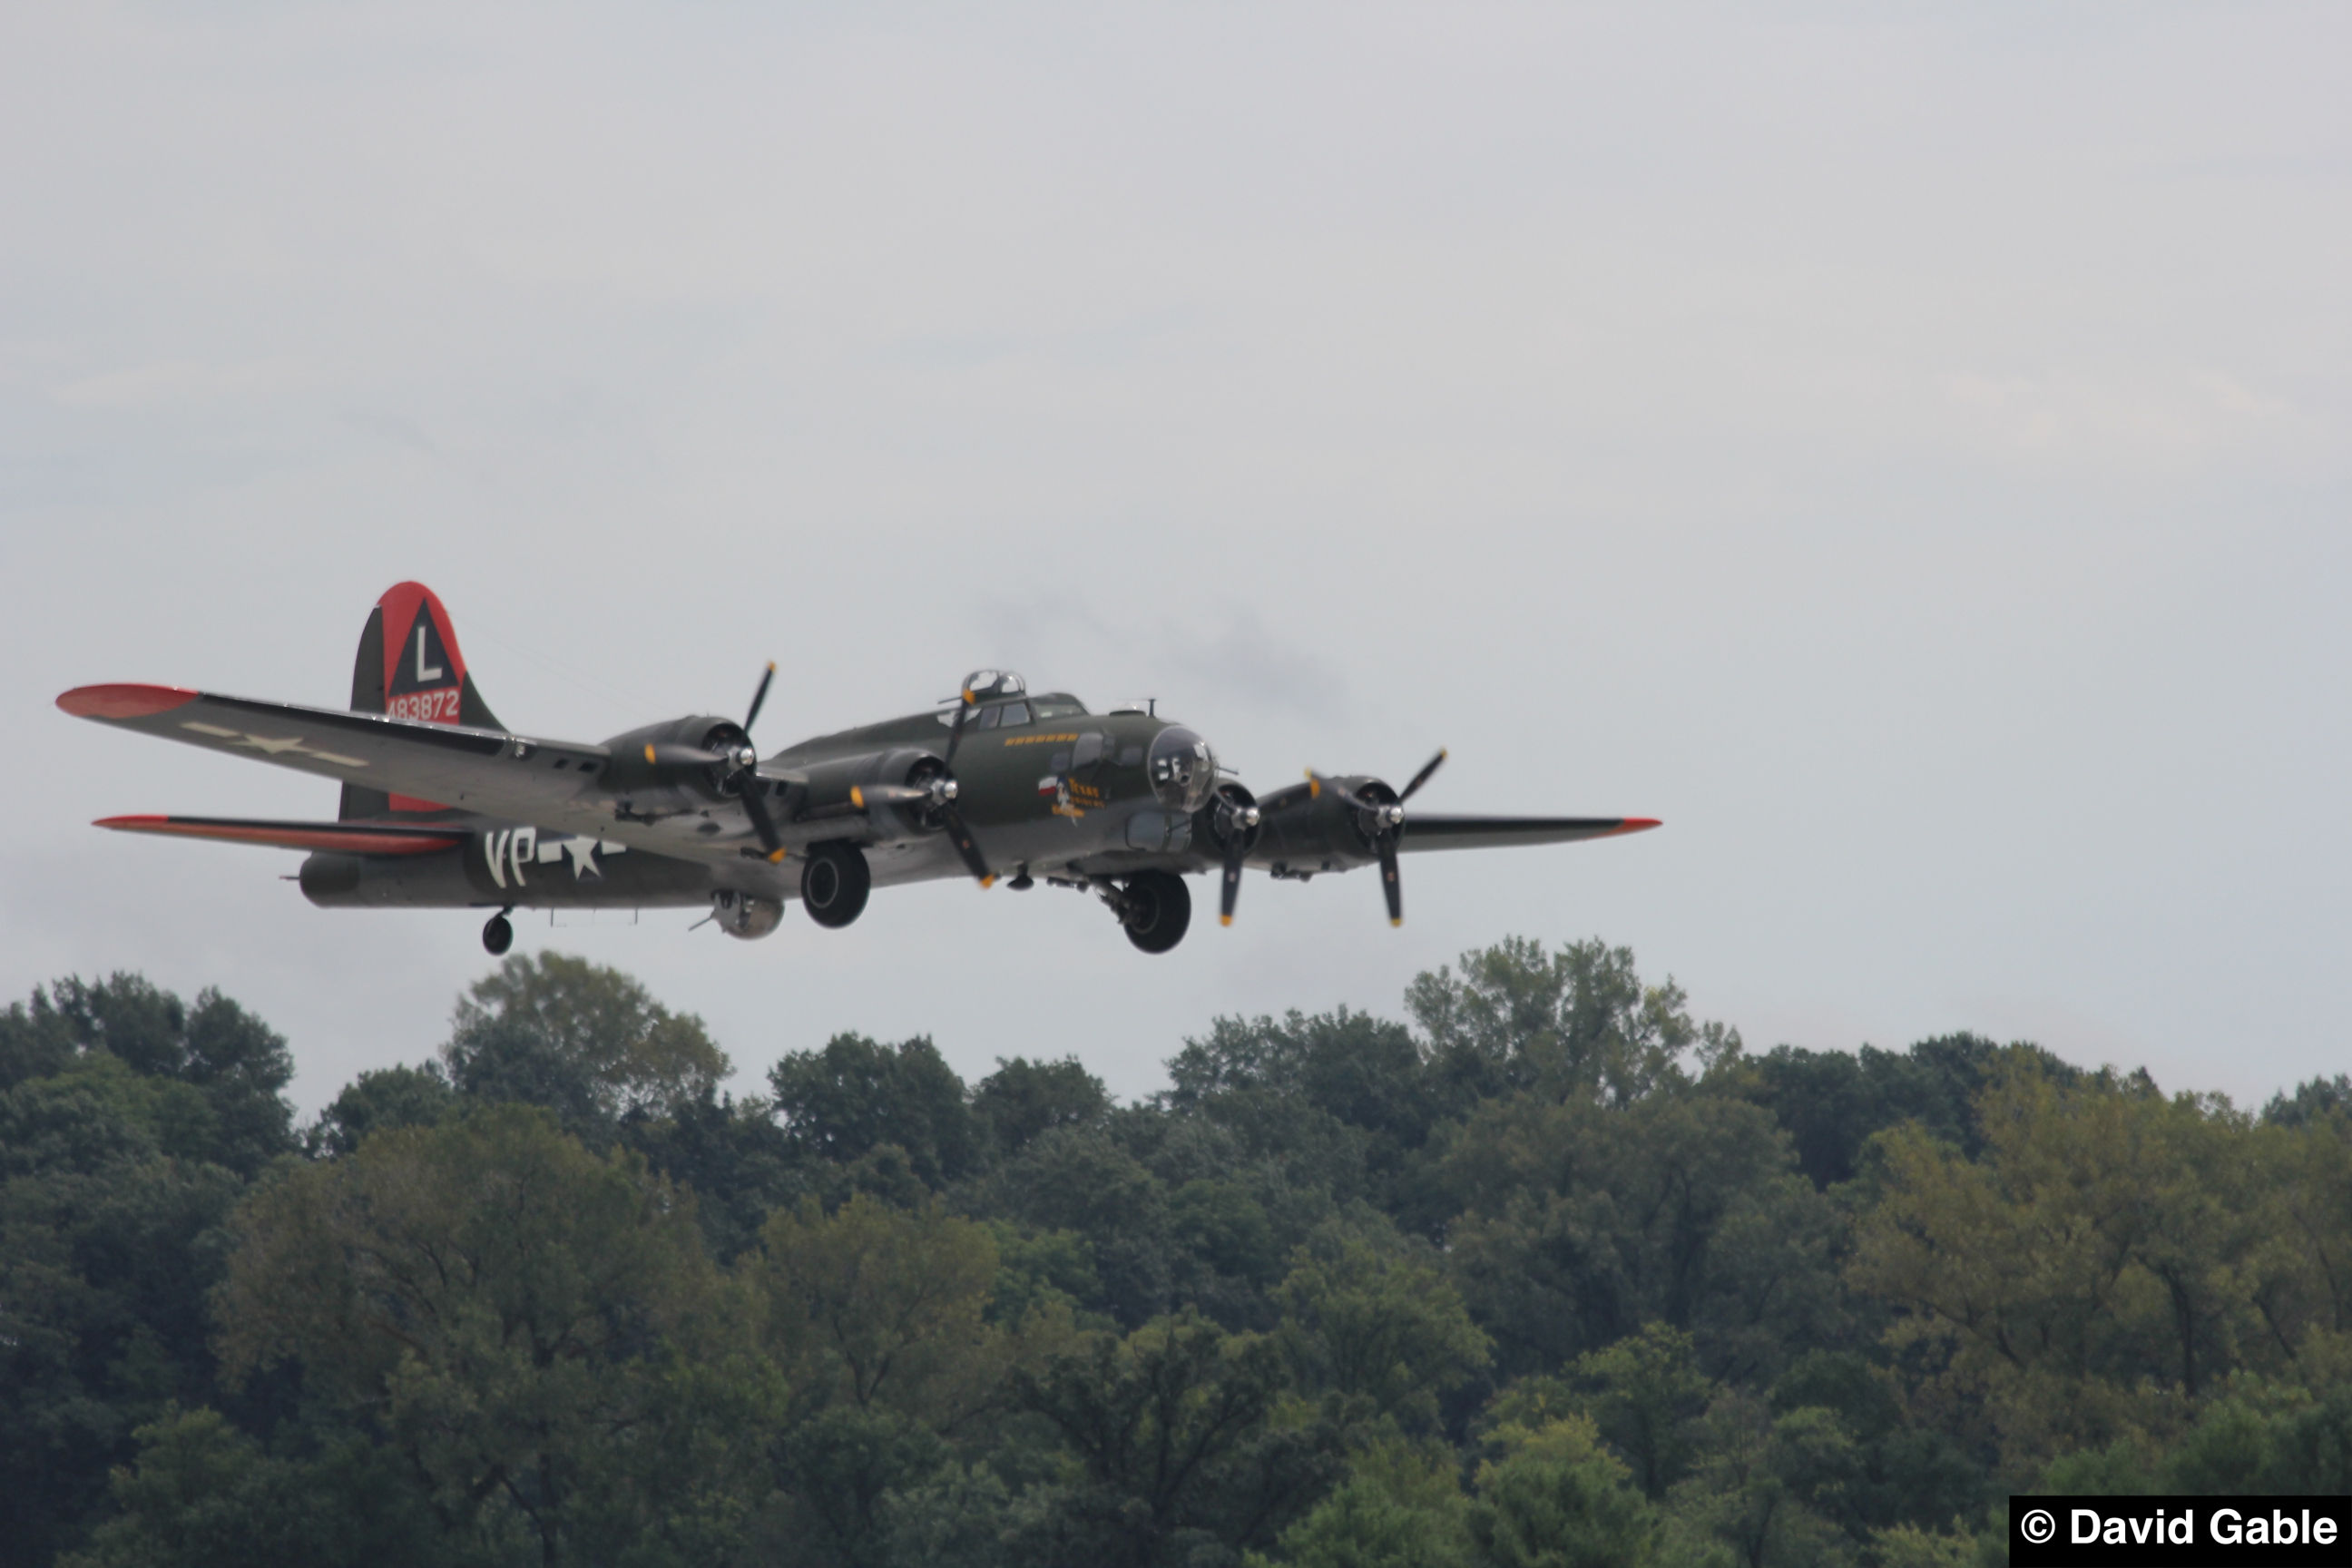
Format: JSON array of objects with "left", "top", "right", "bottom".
[{"left": 376, "top": 581, "right": 469, "bottom": 710}]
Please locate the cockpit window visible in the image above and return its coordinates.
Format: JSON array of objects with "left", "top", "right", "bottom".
[
  {"left": 962, "top": 670, "right": 1025, "bottom": 700},
  {"left": 997, "top": 701, "right": 1031, "bottom": 727},
  {"left": 974, "top": 707, "right": 1002, "bottom": 730}
]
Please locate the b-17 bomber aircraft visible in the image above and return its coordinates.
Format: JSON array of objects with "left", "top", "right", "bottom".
[{"left": 57, "top": 583, "right": 1660, "bottom": 956}]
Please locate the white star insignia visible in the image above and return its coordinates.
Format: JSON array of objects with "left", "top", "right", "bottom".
[{"left": 194, "top": 728, "right": 368, "bottom": 768}]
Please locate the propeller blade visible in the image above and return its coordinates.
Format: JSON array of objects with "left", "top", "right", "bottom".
[
  {"left": 739, "top": 777, "right": 788, "bottom": 863},
  {"left": 1220, "top": 836, "right": 1245, "bottom": 926},
  {"left": 944, "top": 691, "right": 975, "bottom": 768},
  {"left": 1377, "top": 838, "right": 1403, "bottom": 926},
  {"left": 937, "top": 802, "right": 994, "bottom": 888},
  {"left": 744, "top": 661, "right": 777, "bottom": 733},
  {"left": 1398, "top": 748, "right": 1447, "bottom": 802}
]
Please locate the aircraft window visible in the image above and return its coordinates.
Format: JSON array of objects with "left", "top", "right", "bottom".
[
  {"left": 1032, "top": 699, "right": 1086, "bottom": 720},
  {"left": 999, "top": 701, "right": 1031, "bottom": 726},
  {"left": 1073, "top": 732, "right": 1105, "bottom": 769},
  {"left": 1147, "top": 726, "right": 1216, "bottom": 812},
  {"left": 975, "top": 707, "right": 1002, "bottom": 730},
  {"left": 963, "top": 670, "right": 1025, "bottom": 699},
  {"left": 1117, "top": 744, "right": 1143, "bottom": 768}
]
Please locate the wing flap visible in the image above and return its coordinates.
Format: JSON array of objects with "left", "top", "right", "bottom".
[
  {"left": 96, "top": 815, "right": 467, "bottom": 856},
  {"left": 1399, "top": 815, "right": 1660, "bottom": 853}
]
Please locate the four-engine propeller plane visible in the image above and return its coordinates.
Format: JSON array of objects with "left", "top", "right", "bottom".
[{"left": 57, "top": 583, "right": 1659, "bottom": 955}]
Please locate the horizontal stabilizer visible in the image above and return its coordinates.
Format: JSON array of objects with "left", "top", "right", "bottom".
[
  {"left": 1399, "top": 815, "right": 1660, "bottom": 853},
  {"left": 94, "top": 815, "right": 466, "bottom": 856}
]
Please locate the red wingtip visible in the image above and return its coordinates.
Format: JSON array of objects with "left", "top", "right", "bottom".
[
  {"left": 93, "top": 815, "right": 169, "bottom": 831},
  {"left": 1614, "top": 818, "right": 1662, "bottom": 835},
  {"left": 57, "top": 684, "right": 200, "bottom": 720}
]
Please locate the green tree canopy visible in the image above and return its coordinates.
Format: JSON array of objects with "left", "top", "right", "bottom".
[
  {"left": 972, "top": 1055, "right": 1111, "bottom": 1158},
  {"left": 441, "top": 954, "right": 730, "bottom": 1139},
  {"left": 1435, "top": 1093, "right": 1838, "bottom": 1380},
  {"left": 1849, "top": 1063, "right": 2308, "bottom": 1471},
  {"left": 306, "top": 1063, "right": 457, "bottom": 1158},
  {"left": 15, "top": 943, "right": 2346, "bottom": 1566},
  {"left": 0, "top": 975, "right": 292, "bottom": 1175},
  {"left": 1406, "top": 937, "right": 1738, "bottom": 1110},
  {"left": 0, "top": 973, "right": 293, "bottom": 1568},
  {"left": 1275, "top": 1220, "right": 1491, "bottom": 1436},
  {"left": 768, "top": 1033, "right": 982, "bottom": 1190},
  {"left": 215, "top": 1103, "right": 768, "bottom": 1565},
  {"left": 1014, "top": 1309, "right": 1338, "bottom": 1567},
  {"left": 1467, "top": 1413, "right": 1665, "bottom": 1568}
]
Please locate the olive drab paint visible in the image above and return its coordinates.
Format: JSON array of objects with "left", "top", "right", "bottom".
[{"left": 59, "top": 583, "right": 1660, "bottom": 955}]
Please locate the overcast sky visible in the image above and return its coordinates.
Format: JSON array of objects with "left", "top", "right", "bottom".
[{"left": 5, "top": 3, "right": 2345, "bottom": 1116}]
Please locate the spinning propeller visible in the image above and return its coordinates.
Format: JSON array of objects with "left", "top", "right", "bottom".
[
  {"left": 1307, "top": 747, "right": 1447, "bottom": 926},
  {"left": 1210, "top": 784, "right": 1262, "bottom": 927},
  {"left": 632, "top": 662, "right": 792, "bottom": 861},
  {"left": 867, "top": 677, "right": 996, "bottom": 888},
  {"left": 729, "top": 662, "right": 788, "bottom": 862}
]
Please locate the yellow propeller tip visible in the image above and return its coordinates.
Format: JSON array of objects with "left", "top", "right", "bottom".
[
  {"left": 1220, "top": 915, "right": 1233, "bottom": 926},
  {"left": 765, "top": 660, "right": 777, "bottom": 672},
  {"left": 980, "top": 875, "right": 996, "bottom": 889},
  {"left": 767, "top": 848, "right": 789, "bottom": 864},
  {"left": 643, "top": 743, "right": 657, "bottom": 764},
  {"left": 1390, "top": 917, "right": 1403, "bottom": 927},
  {"left": 849, "top": 786, "right": 865, "bottom": 808}
]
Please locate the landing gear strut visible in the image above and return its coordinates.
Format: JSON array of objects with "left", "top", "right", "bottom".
[
  {"left": 482, "top": 908, "right": 514, "bottom": 956},
  {"left": 1119, "top": 870, "right": 1191, "bottom": 955}
]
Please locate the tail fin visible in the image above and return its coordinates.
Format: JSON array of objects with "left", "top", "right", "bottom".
[{"left": 340, "top": 582, "right": 504, "bottom": 820}]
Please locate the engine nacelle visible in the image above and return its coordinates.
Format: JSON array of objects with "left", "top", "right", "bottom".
[
  {"left": 793, "top": 747, "right": 948, "bottom": 832},
  {"left": 1249, "top": 775, "right": 1392, "bottom": 876},
  {"left": 597, "top": 716, "right": 751, "bottom": 808},
  {"left": 1191, "top": 779, "right": 1261, "bottom": 859}
]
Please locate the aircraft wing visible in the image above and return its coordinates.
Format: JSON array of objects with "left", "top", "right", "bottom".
[
  {"left": 93, "top": 815, "right": 466, "bottom": 855},
  {"left": 1399, "top": 815, "right": 1660, "bottom": 852},
  {"left": 53, "top": 682, "right": 688, "bottom": 855}
]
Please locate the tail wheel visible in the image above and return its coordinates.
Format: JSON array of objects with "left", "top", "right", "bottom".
[
  {"left": 482, "top": 912, "right": 514, "bottom": 956},
  {"left": 801, "top": 841, "right": 871, "bottom": 929},
  {"left": 1121, "top": 870, "right": 1191, "bottom": 954}
]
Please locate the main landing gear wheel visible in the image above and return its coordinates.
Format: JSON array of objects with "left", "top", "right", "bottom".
[
  {"left": 482, "top": 910, "right": 514, "bottom": 956},
  {"left": 1121, "top": 870, "right": 1191, "bottom": 955},
  {"left": 801, "top": 841, "right": 871, "bottom": 929}
]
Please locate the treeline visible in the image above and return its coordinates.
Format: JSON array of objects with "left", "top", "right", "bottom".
[{"left": 2, "top": 938, "right": 2347, "bottom": 1567}]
